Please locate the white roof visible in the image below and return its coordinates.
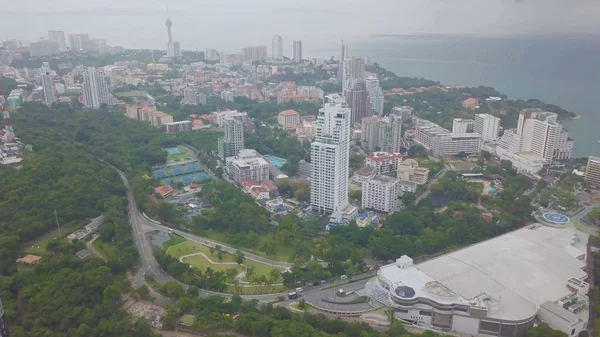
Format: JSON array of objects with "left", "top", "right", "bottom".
[{"left": 378, "top": 225, "right": 588, "bottom": 321}]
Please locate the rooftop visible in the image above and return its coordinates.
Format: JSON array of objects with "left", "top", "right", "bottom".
[
  {"left": 378, "top": 225, "right": 588, "bottom": 321},
  {"left": 367, "top": 175, "right": 399, "bottom": 185},
  {"left": 279, "top": 109, "right": 300, "bottom": 117}
]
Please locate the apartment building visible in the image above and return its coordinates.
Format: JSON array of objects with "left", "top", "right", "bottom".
[
  {"left": 362, "top": 175, "right": 399, "bottom": 214},
  {"left": 397, "top": 159, "right": 430, "bottom": 185},
  {"left": 365, "top": 152, "right": 403, "bottom": 176},
  {"left": 225, "top": 149, "right": 270, "bottom": 183}
]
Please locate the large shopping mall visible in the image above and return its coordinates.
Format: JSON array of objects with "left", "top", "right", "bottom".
[{"left": 365, "top": 224, "right": 589, "bottom": 337}]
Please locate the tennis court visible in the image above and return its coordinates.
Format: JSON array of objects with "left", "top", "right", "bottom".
[
  {"left": 263, "top": 154, "right": 288, "bottom": 168},
  {"left": 165, "top": 146, "right": 193, "bottom": 163}
]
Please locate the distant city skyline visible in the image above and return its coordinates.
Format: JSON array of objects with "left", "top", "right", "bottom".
[{"left": 1, "top": 0, "right": 598, "bottom": 54}]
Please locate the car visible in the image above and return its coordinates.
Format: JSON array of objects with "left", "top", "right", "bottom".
[
  {"left": 295, "top": 287, "right": 303, "bottom": 293},
  {"left": 288, "top": 292, "right": 298, "bottom": 299},
  {"left": 340, "top": 275, "right": 348, "bottom": 280},
  {"left": 312, "top": 281, "right": 320, "bottom": 286}
]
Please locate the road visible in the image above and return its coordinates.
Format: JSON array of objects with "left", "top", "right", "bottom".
[
  {"left": 109, "top": 163, "right": 376, "bottom": 308},
  {"left": 143, "top": 219, "right": 291, "bottom": 269},
  {"left": 111, "top": 165, "right": 181, "bottom": 286}
]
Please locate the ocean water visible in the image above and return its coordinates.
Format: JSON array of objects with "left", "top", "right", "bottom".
[{"left": 312, "top": 35, "right": 600, "bottom": 157}]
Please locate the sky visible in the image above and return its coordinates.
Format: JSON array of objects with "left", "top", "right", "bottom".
[{"left": 1, "top": 0, "right": 599, "bottom": 55}]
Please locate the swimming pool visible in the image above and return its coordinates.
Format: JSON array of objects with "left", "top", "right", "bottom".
[{"left": 263, "top": 154, "right": 288, "bottom": 168}]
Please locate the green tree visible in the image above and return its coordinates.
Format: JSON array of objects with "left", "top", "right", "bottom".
[{"left": 235, "top": 249, "right": 245, "bottom": 266}]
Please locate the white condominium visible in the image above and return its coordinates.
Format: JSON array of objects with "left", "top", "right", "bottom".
[
  {"left": 474, "top": 113, "right": 500, "bottom": 141},
  {"left": 452, "top": 118, "right": 474, "bottom": 134},
  {"left": 520, "top": 110, "right": 559, "bottom": 163},
  {"left": 48, "top": 30, "right": 66, "bottom": 52},
  {"left": 68, "top": 34, "right": 89, "bottom": 52},
  {"left": 214, "top": 110, "right": 248, "bottom": 127},
  {"left": 225, "top": 149, "right": 270, "bottom": 183},
  {"left": 311, "top": 95, "right": 351, "bottom": 214},
  {"left": 40, "top": 62, "right": 56, "bottom": 106},
  {"left": 365, "top": 76, "right": 384, "bottom": 115},
  {"left": 413, "top": 119, "right": 481, "bottom": 158},
  {"left": 362, "top": 175, "right": 399, "bottom": 214},
  {"left": 82, "top": 67, "right": 115, "bottom": 108},
  {"left": 242, "top": 45, "right": 267, "bottom": 62},
  {"left": 272, "top": 35, "right": 283, "bottom": 60},
  {"left": 293, "top": 40, "right": 302, "bottom": 62}
]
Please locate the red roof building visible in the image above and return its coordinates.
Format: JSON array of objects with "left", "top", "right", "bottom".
[
  {"left": 16, "top": 254, "right": 42, "bottom": 265},
  {"left": 154, "top": 185, "right": 174, "bottom": 197}
]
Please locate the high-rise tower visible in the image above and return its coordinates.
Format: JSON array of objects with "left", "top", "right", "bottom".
[
  {"left": 272, "top": 35, "right": 283, "bottom": 60},
  {"left": 293, "top": 40, "right": 302, "bottom": 63},
  {"left": 337, "top": 40, "right": 347, "bottom": 84},
  {"left": 166, "top": 18, "right": 174, "bottom": 57},
  {"left": 41, "top": 62, "right": 56, "bottom": 106},
  {"left": 310, "top": 94, "right": 351, "bottom": 214},
  {"left": 82, "top": 67, "right": 116, "bottom": 109}
]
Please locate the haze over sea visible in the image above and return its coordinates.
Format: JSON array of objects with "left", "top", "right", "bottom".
[{"left": 312, "top": 34, "right": 600, "bottom": 158}]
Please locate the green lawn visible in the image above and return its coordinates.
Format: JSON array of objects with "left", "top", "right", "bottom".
[
  {"left": 162, "top": 234, "right": 186, "bottom": 250},
  {"left": 200, "top": 230, "right": 295, "bottom": 263},
  {"left": 183, "top": 254, "right": 242, "bottom": 274},
  {"left": 93, "top": 240, "right": 118, "bottom": 260},
  {"left": 167, "top": 240, "right": 285, "bottom": 281}
]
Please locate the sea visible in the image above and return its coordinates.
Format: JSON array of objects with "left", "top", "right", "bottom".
[{"left": 310, "top": 34, "right": 600, "bottom": 158}]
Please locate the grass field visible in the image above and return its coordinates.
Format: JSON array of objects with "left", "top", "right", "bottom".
[
  {"left": 166, "top": 146, "right": 193, "bottom": 163},
  {"left": 183, "top": 254, "right": 242, "bottom": 274},
  {"left": 167, "top": 240, "right": 285, "bottom": 281},
  {"left": 93, "top": 240, "right": 118, "bottom": 260},
  {"left": 200, "top": 230, "right": 295, "bottom": 263},
  {"left": 162, "top": 234, "right": 186, "bottom": 250}
]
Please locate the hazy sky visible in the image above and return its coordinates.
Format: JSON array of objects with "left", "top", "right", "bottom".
[{"left": 2, "top": 0, "right": 599, "bottom": 55}]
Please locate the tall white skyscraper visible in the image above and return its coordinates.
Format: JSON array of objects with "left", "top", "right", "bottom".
[
  {"left": 166, "top": 18, "right": 174, "bottom": 57},
  {"left": 82, "top": 67, "right": 115, "bottom": 108},
  {"left": 474, "top": 113, "right": 500, "bottom": 141},
  {"left": 311, "top": 95, "right": 351, "bottom": 214},
  {"left": 48, "top": 30, "right": 67, "bottom": 52},
  {"left": 342, "top": 56, "right": 365, "bottom": 91},
  {"left": 272, "top": 35, "right": 283, "bottom": 60},
  {"left": 337, "top": 40, "right": 347, "bottom": 84},
  {"left": 365, "top": 76, "right": 384, "bottom": 115},
  {"left": 40, "top": 62, "right": 56, "bottom": 106},
  {"left": 68, "top": 34, "right": 89, "bottom": 52},
  {"left": 293, "top": 40, "right": 302, "bottom": 62}
]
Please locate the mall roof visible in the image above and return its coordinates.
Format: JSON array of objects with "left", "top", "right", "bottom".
[{"left": 378, "top": 225, "right": 588, "bottom": 321}]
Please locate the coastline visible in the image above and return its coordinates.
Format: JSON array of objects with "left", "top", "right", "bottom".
[{"left": 569, "top": 115, "right": 583, "bottom": 120}]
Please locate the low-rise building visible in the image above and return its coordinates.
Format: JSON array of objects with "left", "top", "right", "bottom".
[
  {"left": 166, "top": 121, "right": 192, "bottom": 134},
  {"left": 585, "top": 156, "right": 600, "bottom": 187},
  {"left": 497, "top": 148, "right": 545, "bottom": 175},
  {"left": 462, "top": 97, "right": 479, "bottom": 109},
  {"left": 353, "top": 165, "right": 376, "bottom": 184},
  {"left": 397, "top": 159, "right": 429, "bottom": 185},
  {"left": 278, "top": 109, "right": 300, "bottom": 129},
  {"left": 225, "top": 149, "right": 270, "bottom": 183},
  {"left": 362, "top": 175, "right": 399, "bottom": 214},
  {"left": 146, "top": 63, "right": 169, "bottom": 72},
  {"left": 414, "top": 119, "right": 481, "bottom": 157},
  {"left": 125, "top": 104, "right": 173, "bottom": 128},
  {"left": 365, "top": 152, "right": 402, "bottom": 176}
]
